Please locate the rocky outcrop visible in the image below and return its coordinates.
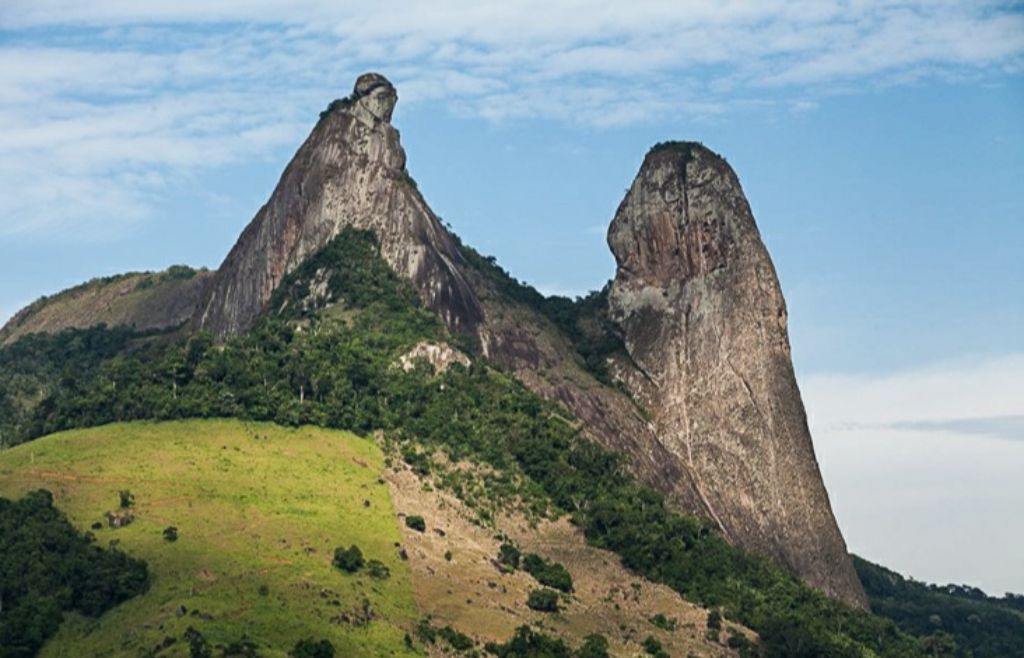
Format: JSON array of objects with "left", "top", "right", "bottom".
[
  {"left": 193, "top": 73, "right": 483, "bottom": 340},
  {"left": 0, "top": 268, "right": 210, "bottom": 345},
  {"left": 397, "top": 341, "right": 471, "bottom": 374},
  {"left": 605, "top": 142, "right": 867, "bottom": 608}
]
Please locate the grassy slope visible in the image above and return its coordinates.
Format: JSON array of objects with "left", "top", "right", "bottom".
[
  {"left": 0, "top": 419, "right": 418, "bottom": 658},
  {"left": 0, "top": 268, "right": 210, "bottom": 345}
]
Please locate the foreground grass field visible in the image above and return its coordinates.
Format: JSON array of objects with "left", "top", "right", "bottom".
[{"left": 0, "top": 419, "right": 419, "bottom": 657}]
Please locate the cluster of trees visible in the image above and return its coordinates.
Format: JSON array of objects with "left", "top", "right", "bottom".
[
  {"left": 485, "top": 626, "right": 610, "bottom": 658},
  {"left": 0, "top": 324, "right": 168, "bottom": 447},
  {"left": 492, "top": 543, "right": 573, "bottom": 594},
  {"left": 521, "top": 554, "right": 573, "bottom": 594},
  {"left": 0, "top": 490, "right": 150, "bottom": 658},
  {"left": 526, "top": 588, "right": 560, "bottom": 613},
  {"left": 855, "top": 555, "right": 1024, "bottom": 657},
  {"left": 0, "top": 228, "right": 969, "bottom": 658},
  {"left": 414, "top": 619, "right": 475, "bottom": 652}
]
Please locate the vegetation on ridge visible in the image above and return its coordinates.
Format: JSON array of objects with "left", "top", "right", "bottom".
[{"left": 855, "top": 555, "right": 1024, "bottom": 658}]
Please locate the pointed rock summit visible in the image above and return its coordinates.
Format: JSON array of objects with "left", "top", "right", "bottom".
[
  {"left": 606, "top": 142, "right": 868, "bottom": 607},
  {"left": 193, "top": 73, "right": 482, "bottom": 339}
]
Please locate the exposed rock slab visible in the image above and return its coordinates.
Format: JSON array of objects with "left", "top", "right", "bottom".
[{"left": 397, "top": 341, "right": 471, "bottom": 374}]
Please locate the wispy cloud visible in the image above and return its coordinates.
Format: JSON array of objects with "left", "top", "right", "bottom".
[
  {"left": 804, "top": 353, "right": 1024, "bottom": 433},
  {"left": 1, "top": 1, "right": 1021, "bottom": 238}
]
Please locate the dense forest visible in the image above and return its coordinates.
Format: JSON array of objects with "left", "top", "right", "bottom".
[
  {"left": 0, "top": 490, "right": 150, "bottom": 658},
  {"left": 855, "top": 556, "right": 1024, "bottom": 657},
  {"left": 1, "top": 229, "right": 1017, "bottom": 657}
]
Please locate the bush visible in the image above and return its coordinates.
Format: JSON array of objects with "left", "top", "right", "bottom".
[
  {"left": 497, "top": 542, "right": 521, "bottom": 569},
  {"left": 641, "top": 636, "right": 669, "bottom": 658},
  {"left": 576, "top": 634, "right": 611, "bottom": 658},
  {"left": 222, "top": 637, "right": 261, "bottom": 657},
  {"left": 485, "top": 625, "right": 572, "bottom": 657},
  {"left": 119, "top": 489, "right": 135, "bottom": 509},
  {"left": 405, "top": 515, "right": 426, "bottom": 532},
  {"left": 185, "top": 626, "right": 211, "bottom": 658},
  {"left": 332, "top": 545, "right": 364, "bottom": 573},
  {"left": 649, "top": 613, "right": 676, "bottom": 631},
  {"left": 526, "top": 588, "right": 560, "bottom": 612},
  {"left": 437, "top": 626, "right": 475, "bottom": 651},
  {"left": 163, "top": 526, "right": 178, "bottom": 542},
  {"left": 522, "top": 553, "right": 573, "bottom": 593},
  {"left": 366, "top": 559, "right": 390, "bottom": 580},
  {"left": 290, "top": 638, "right": 335, "bottom": 658}
]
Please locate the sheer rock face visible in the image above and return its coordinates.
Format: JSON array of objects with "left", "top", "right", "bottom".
[
  {"left": 193, "top": 73, "right": 482, "bottom": 340},
  {"left": 606, "top": 143, "right": 868, "bottom": 608}
]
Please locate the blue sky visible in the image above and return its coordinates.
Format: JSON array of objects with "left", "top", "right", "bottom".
[{"left": 1, "top": 2, "right": 1022, "bottom": 593}]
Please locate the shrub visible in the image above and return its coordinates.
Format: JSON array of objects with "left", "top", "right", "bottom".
[
  {"left": 405, "top": 515, "right": 426, "bottom": 532},
  {"left": 485, "top": 625, "right": 571, "bottom": 657},
  {"left": 522, "top": 553, "right": 573, "bottom": 593},
  {"left": 222, "top": 637, "right": 260, "bottom": 657},
  {"left": 332, "top": 545, "right": 364, "bottom": 573},
  {"left": 290, "top": 638, "right": 335, "bottom": 658},
  {"left": 497, "top": 542, "right": 521, "bottom": 569},
  {"left": 577, "top": 634, "right": 611, "bottom": 658},
  {"left": 184, "top": 627, "right": 211, "bottom": 658},
  {"left": 649, "top": 613, "right": 676, "bottom": 631},
  {"left": 641, "top": 635, "right": 668, "bottom": 658},
  {"left": 366, "top": 559, "right": 390, "bottom": 580},
  {"left": 119, "top": 489, "right": 135, "bottom": 509},
  {"left": 163, "top": 526, "right": 178, "bottom": 542},
  {"left": 526, "top": 588, "right": 560, "bottom": 612},
  {"left": 437, "top": 625, "right": 474, "bottom": 651}
]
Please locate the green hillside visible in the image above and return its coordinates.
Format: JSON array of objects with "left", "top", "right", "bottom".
[
  {"left": 0, "top": 420, "right": 418, "bottom": 658},
  {"left": 0, "top": 229, "right": 947, "bottom": 657}
]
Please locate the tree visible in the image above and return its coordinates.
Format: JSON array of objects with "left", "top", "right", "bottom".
[
  {"left": 291, "top": 638, "right": 335, "bottom": 658},
  {"left": 576, "top": 634, "right": 610, "bottom": 658},
  {"left": 332, "top": 545, "right": 364, "bottom": 573},
  {"left": 498, "top": 542, "right": 521, "bottom": 569},
  {"left": 526, "top": 588, "right": 560, "bottom": 612}
]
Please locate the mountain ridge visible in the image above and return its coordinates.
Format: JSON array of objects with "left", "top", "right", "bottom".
[{"left": 3, "top": 73, "right": 863, "bottom": 609}]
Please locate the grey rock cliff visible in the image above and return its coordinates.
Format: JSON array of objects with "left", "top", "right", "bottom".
[
  {"left": 193, "top": 73, "right": 482, "bottom": 339},
  {"left": 606, "top": 142, "right": 868, "bottom": 608}
]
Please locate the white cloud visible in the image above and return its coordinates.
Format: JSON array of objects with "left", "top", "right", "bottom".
[
  {"left": 803, "top": 353, "right": 1024, "bottom": 594},
  {"left": 0, "top": 2, "right": 1021, "bottom": 237}
]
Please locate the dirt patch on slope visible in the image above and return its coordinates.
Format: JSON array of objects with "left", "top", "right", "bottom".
[{"left": 386, "top": 462, "right": 749, "bottom": 657}]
